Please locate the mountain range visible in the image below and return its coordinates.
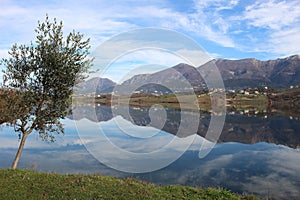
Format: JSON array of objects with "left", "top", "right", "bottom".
[
  {"left": 75, "top": 77, "right": 116, "bottom": 94},
  {"left": 214, "top": 54, "right": 300, "bottom": 88},
  {"left": 77, "top": 55, "right": 300, "bottom": 94}
]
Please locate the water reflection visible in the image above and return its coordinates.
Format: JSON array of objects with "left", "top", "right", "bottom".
[
  {"left": 71, "top": 105, "right": 300, "bottom": 148},
  {"left": 1, "top": 105, "right": 300, "bottom": 199}
]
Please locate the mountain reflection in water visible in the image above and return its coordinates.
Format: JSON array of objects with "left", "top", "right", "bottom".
[
  {"left": 1, "top": 105, "right": 300, "bottom": 200},
  {"left": 70, "top": 105, "right": 300, "bottom": 149}
]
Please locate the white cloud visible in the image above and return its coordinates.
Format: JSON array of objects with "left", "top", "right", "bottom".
[
  {"left": 244, "top": 0, "right": 300, "bottom": 30},
  {"left": 0, "top": 1, "right": 137, "bottom": 48},
  {"left": 89, "top": 27, "right": 213, "bottom": 81},
  {"left": 240, "top": 0, "right": 300, "bottom": 56},
  {"left": 110, "top": 3, "right": 236, "bottom": 48},
  {"left": 268, "top": 27, "right": 300, "bottom": 55},
  {"left": 0, "top": 0, "right": 237, "bottom": 51},
  {"left": 0, "top": 0, "right": 299, "bottom": 62}
]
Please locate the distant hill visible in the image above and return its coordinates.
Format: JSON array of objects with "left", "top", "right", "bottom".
[
  {"left": 75, "top": 77, "right": 116, "bottom": 94},
  {"left": 122, "top": 63, "right": 204, "bottom": 87},
  {"left": 206, "top": 54, "right": 300, "bottom": 88},
  {"left": 76, "top": 55, "right": 300, "bottom": 94},
  {"left": 115, "top": 63, "right": 205, "bottom": 94},
  {"left": 120, "top": 54, "right": 300, "bottom": 91}
]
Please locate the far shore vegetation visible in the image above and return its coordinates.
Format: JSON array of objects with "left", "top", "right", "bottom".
[
  {"left": 72, "top": 87, "right": 300, "bottom": 119},
  {"left": 2, "top": 87, "right": 299, "bottom": 125}
]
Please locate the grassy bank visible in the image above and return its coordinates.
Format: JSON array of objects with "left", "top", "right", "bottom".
[{"left": 0, "top": 169, "right": 258, "bottom": 200}]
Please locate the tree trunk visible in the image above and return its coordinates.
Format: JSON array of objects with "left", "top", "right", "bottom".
[{"left": 11, "top": 132, "right": 29, "bottom": 169}]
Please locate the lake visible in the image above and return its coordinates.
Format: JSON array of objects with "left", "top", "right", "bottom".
[{"left": 1, "top": 105, "right": 300, "bottom": 199}]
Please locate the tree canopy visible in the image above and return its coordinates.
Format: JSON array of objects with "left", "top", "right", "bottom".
[{"left": 1, "top": 15, "right": 93, "bottom": 169}]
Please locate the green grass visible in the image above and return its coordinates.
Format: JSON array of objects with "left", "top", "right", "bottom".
[{"left": 0, "top": 169, "right": 259, "bottom": 200}]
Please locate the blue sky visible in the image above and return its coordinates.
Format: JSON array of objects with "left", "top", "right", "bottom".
[{"left": 1, "top": 0, "right": 300, "bottom": 81}]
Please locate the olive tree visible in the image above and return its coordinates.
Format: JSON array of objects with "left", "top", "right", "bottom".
[{"left": 1, "top": 15, "right": 93, "bottom": 169}]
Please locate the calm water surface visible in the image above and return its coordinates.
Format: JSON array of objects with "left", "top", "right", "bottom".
[{"left": 1, "top": 105, "right": 300, "bottom": 199}]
